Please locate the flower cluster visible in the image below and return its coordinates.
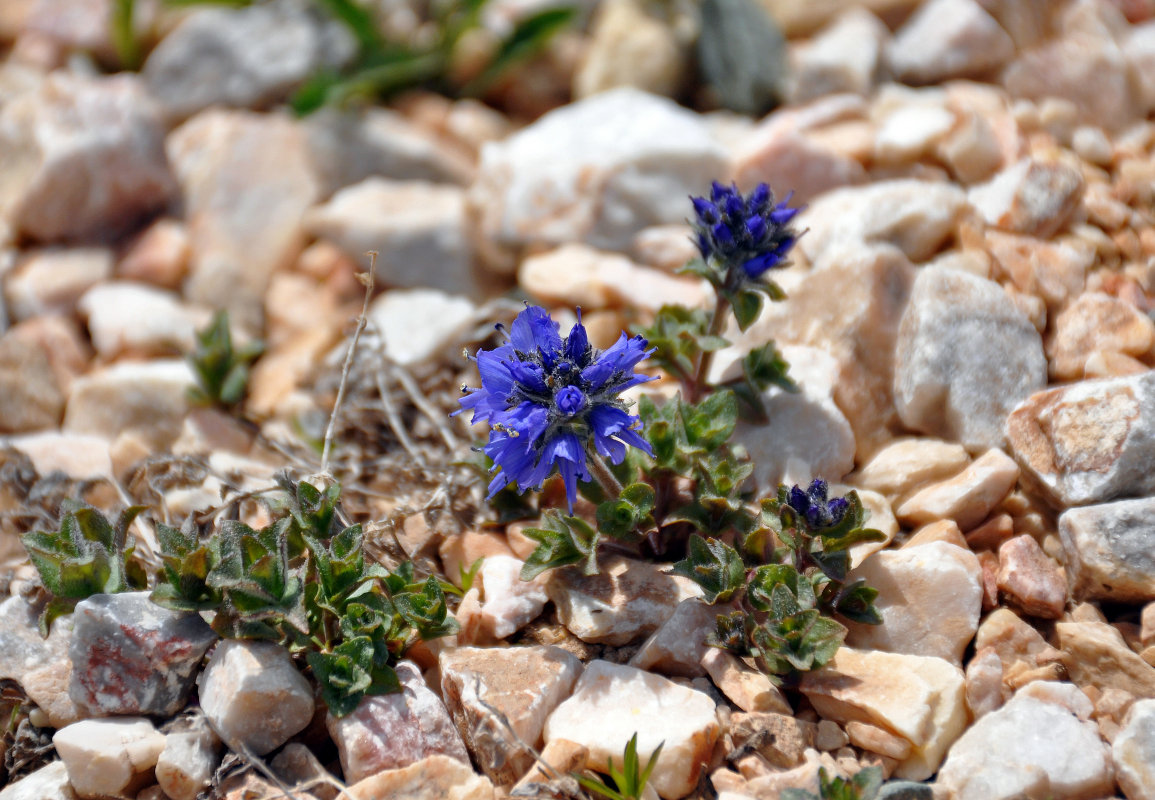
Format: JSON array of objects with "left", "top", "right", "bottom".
[
  {"left": 457, "top": 306, "right": 654, "bottom": 511},
  {"left": 787, "top": 479, "right": 849, "bottom": 530},
  {"left": 690, "top": 181, "right": 801, "bottom": 282}
]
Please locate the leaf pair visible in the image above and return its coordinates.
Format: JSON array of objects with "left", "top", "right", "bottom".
[{"left": 187, "top": 310, "right": 264, "bottom": 409}]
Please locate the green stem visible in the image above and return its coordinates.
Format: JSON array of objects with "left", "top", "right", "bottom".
[
  {"left": 689, "top": 294, "right": 730, "bottom": 402},
  {"left": 586, "top": 450, "right": 624, "bottom": 499}
]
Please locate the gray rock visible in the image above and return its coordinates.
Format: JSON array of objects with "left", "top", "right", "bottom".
[
  {"left": 327, "top": 660, "right": 468, "bottom": 784},
  {"left": 142, "top": 0, "right": 355, "bottom": 122},
  {"left": 69, "top": 592, "right": 216, "bottom": 717},
  {"left": 887, "top": 0, "right": 1014, "bottom": 84},
  {"left": 878, "top": 783, "right": 934, "bottom": 800},
  {"left": 1059, "top": 497, "right": 1155, "bottom": 602},
  {"left": 0, "top": 73, "right": 175, "bottom": 242},
  {"left": 0, "top": 595, "right": 70, "bottom": 681},
  {"left": 894, "top": 265, "right": 1046, "bottom": 450},
  {"left": 156, "top": 714, "right": 220, "bottom": 800},
  {"left": 1114, "top": 697, "right": 1155, "bottom": 800},
  {"left": 471, "top": 87, "right": 726, "bottom": 251},
  {"left": 1007, "top": 372, "right": 1155, "bottom": 507}
]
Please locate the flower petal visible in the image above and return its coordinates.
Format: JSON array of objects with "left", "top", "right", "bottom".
[{"left": 510, "top": 305, "right": 562, "bottom": 365}]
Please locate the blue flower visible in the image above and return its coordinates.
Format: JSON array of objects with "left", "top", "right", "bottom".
[
  {"left": 786, "top": 479, "right": 848, "bottom": 530},
  {"left": 690, "top": 182, "right": 801, "bottom": 282},
  {"left": 457, "top": 306, "right": 655, "bottom": 512}
]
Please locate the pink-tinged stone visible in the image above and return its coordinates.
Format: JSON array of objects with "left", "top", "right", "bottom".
[
  {"left": 630, "top": 598, "right": 719, "bottom": 678},
  {"left": 887, "top": 0, "right": 1014, "bottom": 84},
  {"left": 1007, "top": 372, "right": 1155, "bottom": 508},
  {"left": 896, "top": 448, "right": 1020, "bottom": 532},
  {"left": 68, "top": 592, "right": 216, "bottom": 717},
  {"left": 327, "top": 660, "right": 468, "bottom": 784},
  {"left": 337, "top": 754, "right": 494, "bottom": 800},
  {"left": 439, "top": 645, "right": 582, "bottom": 785},
  {"left": 731, "top": 120, "right": 868, "bottom": 207},
  {"left": 984, "top": 231, "right": 1092, "bottom": 312},
  {"left": 996, "top": 535, "right": 1067, "bottom": 619},
  {"left": 969, "top": 158, "right": 1085, "bottom": 239},
  {"left": 1046, "top": 291, "right": 1155, "bottom": 380}
]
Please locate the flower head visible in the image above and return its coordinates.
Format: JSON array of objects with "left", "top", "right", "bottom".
[
  {"left": 690, "top": 182, "right": 801, "bottom": 281},
  {"left": 457, "top": 306, "right": 655, "bottom": 512},
  {"left": 787, "top": 479, "right": 848, "bottom": 530}
]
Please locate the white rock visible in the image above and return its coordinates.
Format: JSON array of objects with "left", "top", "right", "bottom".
[
  {"left": 1114, "top": 698, "right": 1155, "bottom": 800},
  {"left": 895, "top": 448, "right": 1020, "bottom": 531},
  {"left": 789, "top": 8, "right": 887, "bottom": 102},
  {"left": 0, "top": 73, "right": 175, "bottom": 242},
  {"left": 853, "top": 437, "right": 969, "bottom": 500},
  {"left": 0, "top": 761, "right": 75, "bottom": 800},
  {"left": 53, "top": 718, "right": 166, "bottom": 800},
  {"left": 700, "top": 648, "right": 792, "bottom": 715},
  {"left": 156, "top": 716, "right": 220, "bottom": 800},
  {"left": 168, "top": 109, "right": 320, "bottom": 333},
  {"left": 887, "top": 0, "right": 1014, "bottom": 84},
  {"left": 78, "top": 282, "right": 209, "bottom": 360},
  {"left": 797, "top": 180, "right": 967, "bottom": 265},
  {"left": 198, "top": 640, "right": 315, "bottom": 756},
  {"left": 574, "top": 0, "right": 688, "bottom": 99},
  {"left": 476, "top": 554, "right": 549, "bottom": 639},
  {"left": 845, "top": 542, "right": 982, "bottom": 666},
  {"left": 305, "top": 178, "right": 476, "bottom": 296},
  {"left": 874, "top": 104, "right": 957, "bottom": 165},
  {"left": 1126, "top": 21, "right": 1155, "bottom": 116},
  {"left": 936, "top": 683, "right": 1114, "bottom": 800},
  {"left": 369, "top": 288, "right": 475, "bottom": 368},
  {"left": 339, "top": 754, "right": 495, "bottom": 800},
  {"left": 968, "top": 157, "right": 1085, "bottom": 239},
  {"left": 63, "top": 359, "right": 194, "bottom": 451},
  {"left": 1059, "top": 498, "right": 1155, "bottom": 603},
  {"left": 800, "top": 648, "right": 967, "bottom": 780},
  {"left": 5, "top": 248, "right": 113, "bottom": 325},
  {"left": 472, "top": 88, "right": 726, "bottom": 251},
  {"left": 143, "top": 0, "right": 355, "bottom": 121},
  {"left": 630, "top": 598, "right": 719, "bottom": 678},
  {"left": 545, "top": 660, "right": 719, "bottom": 799},
  {"left": 894, "top": 266, "right": 1046, "bottom": 450}
]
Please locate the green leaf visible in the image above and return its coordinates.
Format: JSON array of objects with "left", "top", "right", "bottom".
[
  {"left": 727, "top": 288, "right": 763, "bottom": 332},
  {"left": 682, "top": 390, "right": 738, "bottom": 451},
  {"left": 187, "top": 310, "right": 264, "bottom": 409},
  {"left": 697, "top": 0, "right": 786, "bottom": 116},
  {"left": 315, "top": 0, "right": 386, "bottom": 54},
  {"left": 393, "top": 577, "right": 460, "bottom": 640},
  {"left": 708, "top": 609, "right": 752, "bottom": 653},
  {"left": 462, "top": 6, "right": 578, "bottom": 95},
  {"left": 832, "top": 580, "right": 882, "bottom": 626},
  {"left": 634, "top": 305, "right": 729, "bottom": 383},
  {"left": 519, "top": 511, "right": 600, "bottom": 580},
  {"left": 669, "top": 535, "right": 745, "bottom": 604},
  {"left": 595, "top": 483, "right": 655, "bottom": 543}
]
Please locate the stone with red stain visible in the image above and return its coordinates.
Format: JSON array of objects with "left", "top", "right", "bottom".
[
  {"left": 69, "top": 592, "right": 216, "bottom": 717},
  {"left": 1006, "top": 371, "right": 1155, "bottom": 507}
]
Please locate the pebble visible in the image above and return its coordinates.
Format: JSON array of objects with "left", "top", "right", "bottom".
[
  {"left": 326, "top": 660, "right": 468, "bottom": 783},
  {"left": 965, "top": 647, "right": 1007, "bottom": 718},
  {"left": 629, "top": 597, "right": 719, "bottom": 677},
  {"left": 1126, "top": 20, "right": 1155, "bottom": 115},
  {"left": 969, "top": 157, "right": 1085, "bottom": 239},
  {"left": 53, "top": 717, "right": 167, "bottom": 800},
  {"left": 439, "top": 645, "right": 582, "bottom": 785},
  {"left": 0, "top": 328, "right": 63, "bottom": 433},
  {"left": 574, "top": 0, "right": 688, "bottom": 99},
  {"left": 156, "top": 715, "right": 220, "bottom": 800},
  {"left": 1114, "top": 698, "right": 1155, "bottom": 800},
  {"left": 544, "top": 660, "right": 719, "bottom": 800},
  {"left": 547, "top": 555, "right": 702, "bottom": 645},
  {"left": 142, "top": 0, "right": 355, "bottom": 122},
  {"left": 117, "top": 218, "right": 192, "bottom": 291},
  {"left": 168, "top": 109, "right": 320, "bottom": 333},
  {"left": 69, "top": 592, "right": 217, "bottom": 717},
  {"left": 272, "top": 743, "right": 340, "bottom": 800},
  {"left": 788, "top": 7, "right": 887, "bottom": 102},
  {"left": 0, "top": 72, "right": 175, "bottom": 242},
  {"left": 475, "top": 555, "right": 550, "bottom": 639},
  {"left": 935, "top": 682, "right": 1114, "bottom": 800},
  {"left": 799, "top": 647, "right": 967, "bottom": 780},
  {"left": 5, "top": 247, "right": 114, "bottom": 322},
  {"left": 1058, "top": 620, "right": 1155, "bottom": 708},
  {"left": 199, "top": 639, "right": 315, "bottom": 756},
  {"left": 471, "top": 87, "right": 726, "bottom": 251},
  {"left": 984, "top": 231, "right": 1092, "bottom": 312},
  {"left": 78, "top": 282, "right": 209, "bottom": 360},
  {"left": 304, "top": 178, "right": 478, "bottom": 296},
  {"left": 0, "top": 761, "right": 75, "bottom": 800},
  {"left": 1008, "top": 373, "right": 1155, "bottom": 508},
  {"left": 0, "top": 595, "right": 70, "bottom": 680},
  {"left": 995, "top": 535, "right": 1067, "bottom": 619},
  {"left": 730, "top": 711, "right": 817, "bottom": 768},
  {"left": 700, "top": 647, "right": 792, "bottom": 715},
  {"left": 895, "top": 448, "right": 1020, "bottom": 532},
  {"left": 887, "top": 0, "right": 1014, "bottom": 84},
  {"left": 337, "top": 754, "right": 494, "bottom": 800},
  {"left": 62, "top": 359, "right": 194, "bottom": 452},
  {"left": 1045, "top": 291, "right": 1155, "bottom": 380},
  {"left": 873, "top": 103, "right": 957, "bottom": 166},
  {"left": 937, "top": 111, "right": 1004, "bottom": 184},
  {"left": 894, "top": 266, "right": 1047, "bottom": 450},
  {"left": 844, "top": 541, "right": 982, "bottom": 666},
  {"left": 368, "top": 288, "right": 476, "bottom": 368},
  {"left": 853, "top": 437, "right": 969, "bottom": 501}
]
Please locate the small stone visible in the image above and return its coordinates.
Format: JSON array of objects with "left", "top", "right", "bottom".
[
  {"left": 969, "top": 157, "right": 1085, "bottom": 239},
  {"left": 272, "top": 744, "right": 340, "bottom": 800},
  {"left": 1009, "top": 373, "right": 1155, "bottom": 509},
  {"left": 0, "top": 328, "right": 63, "bottom": 433},
  {"left": 368, "top": 289, "right": 476, "bottom": 368},
  {"left": 156, "top": 715, "right": 220, "bottom": 800},
  {"left": 439, "top": 531, "right": 515, "bottom": 590},
  {"left": 327, "top": 660, "right": 468, "bottom": 783},
  {"left": 63, "top": 360, "right": 194, "bottom": 452},
  {"left": 117, "top": 218, "right": 191, "bottom": 290},
  {"left": 471, "top": 87, "right": 726, "bottom": 251},
  {"left": 1046, "top": 291, "right": 1155, "bottom": 380},
  {"left": 789, "top": 8, "right": 887, "bottom": 102},
  {"left": 338, "top": 754, "right": 495, "bottom": 800},
  {"left": 199, "top": 640, "right": 315, "bottom": 756},
  {"left": 0, "top": 595, "right": 70, "bottom": 681},
  {"left": 996, "top": 535, "right": 1067, "bottom": 619},
  {"left": 936, "top": 682, "right": 1114, "bottom": 800},
  {"left": 894, "top": 266, "right": 1047, "bottom": 450},
  {"left": 1058, "top": 620, "right": 1155, "bottom": 711},
  {"left": 548, "top": 555, "right": 702, "bottom": 645},
  {"left": 873, "top": 103, "right": 957, "bottom": 166},
  {"left": 903, "top": 519, "right": 969, "bottom": 551},
  {"left": 630, "top": 598, "right": 719, "bottom": 678},
  {"left": 439, "top": 645, "right": 582, "bottom": 785},
  {"left": 729, "top": 711, "right": 817, "bottom": 768},
  {"left": 984, "top": 231, "right": 1092, "bottom": 312},
  {"left": 700, "top": 648, "right": 792, "bottom": 715},
  {"left": 574, "top": 0, "right": 688, "bottom": 99},
  {"left": 475, "top": 555, "right": 549, "bottom": 639},
  {"left": 23, "top": 651, "right": 82, "bottom": 728},
  {"left": 545, "top": 660, "right": 719, "bottom": 799},
  {"left": 816, "top": 719, "right": 849, "bottom": 751},
  {"left": 965, "top": 647, "right": 1007, "bottom": 718},
  {"left": 304, "top": 178, "right": 477, "bottom": 296},
  {"left": 0, "top": 761, "right": 75, "bottom": 800},
  {"left": 937, "top": 111, "right": 1004, "bottom": 184},
  {"left": 845, "top": 719, "right": 912, "bottom": 760},
  {"left": 54, "top": 717, "right": 167, "bottom": 800},
  {"left": 1072, "top": 125, "right": 1114, "bottom": 166},
  {"left": 845, "top": 542, "right": 982, "bottom": 666},
  {"left": 887, "top": 0, "right": 1014, "bottom": 84},
  {"left": 853, "top": 438, "right": 969, "bottom": 500},
  {"left": 0, "top": 73, "right": 175, "bottom": 241},
  {"left": 513, "top": 738, "right": 589, "bottom": 793},
  {"left": 69, "top": 592, "right": 216, "bottom": 717},
  {"left": 1114, "top": 697, "right": 1155, "bottom": 800},
  {"left": 5, "top": 247, "right": 113, "bottom": 322},
  {"left": 896, "top": 448, "right": 1020, "bottom": 532},
  {"left": 799, "top": 648, "right": 967, "bottom": 780},
  {"left": 78, "top": 282, "right": 209, "bottom": 360}
]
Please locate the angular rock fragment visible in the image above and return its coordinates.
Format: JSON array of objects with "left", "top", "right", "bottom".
[
  {"left": 156, "top": 714, "right": 220, "bottom": 800},
  {"left": 887, "top": 0, "right": 1014, "bottom": 84},
  {"left": 545, "top": 661, "right": 719, "bottom": 799},
  {"left": 853, "top": 437, "right": 969, "bottom": 500},
  {"left": 0, "top": 761, "right": 75, "bottom": 800},
  {"left": 969, "top": 157, "right": 1085, "bottom": 239},
  {"left": 1059, "top": 497, "right": 1155, "bottom": 602},
  {"left": 1114, "top": 698, "right": 1155, "bottom": 800},
  {"left": 54, "top": 717, "right": 167, "bottom": 800},
  {"left": 475, "top": 555, "right": 551, "bottom": 640},
  {"left": 69, "top": 592, "right": 217, "bottom": 717},
  {"left": 700, "top": 648, "right": 792, "bottom": 715},
  {"left": 1046, "top": 292, "right": 1155, "bottom": 380},
  {"left": 338, "top": 754, "right": 494, "bottom": 800},
  {"left": 995, "top": 535, "right": 1066, "bottom": 619},
  {"left": 63, "top": 360, "right": 195, "bottom": 451},
  {"left": 896, "top": 448, "right": 1020, "bottom": 531},
  {"left": 729, "top": 711, "right": 817, "bottom": 769},
  {"left": 630, "top": 598, "right": 719, "bottom": 677},
  {"left": 1057, "top": 620, "right": 1155, "bottom": 711}
]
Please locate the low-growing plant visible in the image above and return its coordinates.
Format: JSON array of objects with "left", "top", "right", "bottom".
[
  {"left": 782, "top": 766, "right": 884, "bottom": 800},
  {"left": 187, "top": 310, "right": 264, "bottom": 410},
  {"left": 457, "top": 181, "right": 883, "bottom": 682},
  {"left": 574, "top": 734, "right": 663, "bottom": 800}
]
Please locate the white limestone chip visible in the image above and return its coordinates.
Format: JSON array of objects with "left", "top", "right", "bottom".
[{"left": 53, "top": 718, "right": 166, "bottom": 800}]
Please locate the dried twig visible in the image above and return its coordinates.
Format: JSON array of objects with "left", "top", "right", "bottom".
[
  {"left": 321, "top": 253, "right": 377, "bottom": 476},
  {"left": 372, "top": 355, "right": 424, "bottom": 467},
  {"left": 391, "top": 362, "right": 459, "bottom": 452}
]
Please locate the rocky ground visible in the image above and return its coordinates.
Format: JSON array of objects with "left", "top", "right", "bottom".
[{"left": 3, "top": 0, "right": 1155, "bottom": 798}]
